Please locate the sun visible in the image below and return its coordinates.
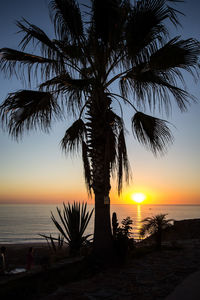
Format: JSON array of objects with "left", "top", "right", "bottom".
[{"left": 131, "top": 193, "right": 146, "bottom": 203}]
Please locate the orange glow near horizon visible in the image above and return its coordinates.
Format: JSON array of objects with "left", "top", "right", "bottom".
[
  {"left": 0, "top": 180, "right": 200, "bottom": 205},
  {"left": 109, "top": 185, "right": 200, "bottom": 205},
  {"left": 0, "top": 181, "right": 91, "bottom": 204}
]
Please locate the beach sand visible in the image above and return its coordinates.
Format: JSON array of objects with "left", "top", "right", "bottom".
[
  {"left": 1, "top": 242, "right": 70, "bottom": 276},
  {"left": 2, "top": 243, "right": 49, "bottom": 269}
]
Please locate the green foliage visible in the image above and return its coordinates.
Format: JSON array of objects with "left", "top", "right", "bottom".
[{"left": 50, "top": 202, "right": 94, "bottom": 255}]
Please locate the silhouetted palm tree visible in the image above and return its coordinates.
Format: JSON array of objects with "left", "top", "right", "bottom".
[
  {"left": 140, "top": 214, "right": 174, "bottom": 249},
  {"left": 0, "top": 1, "right": 199, "bottom": 258}
]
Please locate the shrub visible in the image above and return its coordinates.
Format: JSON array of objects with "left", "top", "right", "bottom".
[{"left": 112, "top": 213, "right": 134, "bottom": 259}]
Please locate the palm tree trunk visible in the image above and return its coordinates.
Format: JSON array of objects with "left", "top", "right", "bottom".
[
  {"left": 87, "top": 92, "right": 114, "bottom": 258},
  {"left": 91, "top": 144, "right": 114, "bottom": 258},
  {"left": 93, "top": 193, "right": 113, "bottom": 258}
]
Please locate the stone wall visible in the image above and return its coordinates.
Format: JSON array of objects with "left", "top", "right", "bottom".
[
  {"left": 140, "top": 218, "right": 200, "bottom": 245},
  {"left": 161, "top": 218, "right": 200, "bottom": 241}
]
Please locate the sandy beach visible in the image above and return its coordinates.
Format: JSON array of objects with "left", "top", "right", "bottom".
[
  {"left": 1, "top": 243, "right": 48, "bottom": 268},
  {"left": 1, "top": 242, "right": 70, "bottom": 273}
]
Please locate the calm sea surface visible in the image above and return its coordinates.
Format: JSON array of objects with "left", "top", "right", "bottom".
[{"left": 0, "top": 204, "right": 199, "bottom": 244}]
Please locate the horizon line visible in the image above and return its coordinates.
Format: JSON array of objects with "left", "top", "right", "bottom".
[{"left": 0, "top": 202, "right": 200, "bottom": 206}]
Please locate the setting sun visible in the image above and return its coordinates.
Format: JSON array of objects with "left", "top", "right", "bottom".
[{"left": 131, "top": 193, "right": 146, "bottom": 203}]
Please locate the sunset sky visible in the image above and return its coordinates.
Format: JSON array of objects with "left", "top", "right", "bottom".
[{"left": 0, "top": 0, "right": 200, "bottom": 205}]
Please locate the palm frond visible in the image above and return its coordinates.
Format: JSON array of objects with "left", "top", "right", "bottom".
[
  {"left": 0, "top": 48, "right": 58, "bottom": 81},
  {"left": 40, "top": 73, "right": 92, "bottom": 92},
  {"left": 49, "top": 0, "right": 83, "bottom": 41},
  {"left": 107, "top": 109, "right": 124, "bottom": 131},
  {"left": 53, "top": 40, "right": 84, "bottom": 60},
  {"left": 61, "top": 119, "right": 86, "bottom": 153},
  {"left": 40, "top": 73, "right": 93, "bottom": 115},
  {"left": 140, "top": 213, "right": 173, "bottom": 237},
  {"left": 117, "top": 129, "right": 130, "bottom": 194},
  {"left": 82, "top": 141, "right": 92, "bottom": 195},
  {"left": 125, "top": 0, "right": 182, "bottom": 60},
  {"left": 17, "top": 18, "right": 62, "bottom": 61},
  {"left": 132, "top": 112, "right": 173, "bottom": 155},
  {"left": 104, "top": 110, "right": 124, "bottom": 171},
  {"left": 123, "top": 67, "right": 193, "bottom": 113},
  {"left": 149, "top": 37, "right": 200, "bottom": 74},
  {"left": 91, "top": 0, "right": 126, "bottom": 46},
  {"left": 105, "top": 125, "right": 117, "bottom": 167},
  {"left": 0, "top": 90, "right": 61, "bottom": 139}
]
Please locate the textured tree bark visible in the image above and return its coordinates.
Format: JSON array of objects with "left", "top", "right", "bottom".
[
  {"left": 88, "top": 90, "right": 114, "bottom": 258},
  {"left": 91, "top": 143, "right": 114, "bottom": 258},
  {"left": 93, "top": 193, "right": 113, "bottom": 258}
]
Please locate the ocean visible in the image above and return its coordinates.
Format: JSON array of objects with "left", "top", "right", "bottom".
[{"left": 0, "top": 204, "right": 199, "bottom": 244}]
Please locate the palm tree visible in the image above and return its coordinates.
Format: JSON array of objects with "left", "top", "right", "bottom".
[
  {"left": 0, "top": 0, "right": 199, "bottom": 258},
  {"left": 140, "top": 214, "right": 174, "bottom": 249}
]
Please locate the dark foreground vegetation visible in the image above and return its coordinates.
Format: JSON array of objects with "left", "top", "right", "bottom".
[
  {"left": 1, "top": 238, "right": 200, "bottom": 300},
  {"left": 1, "top": 218, "right": 200, "bottom": 300}
]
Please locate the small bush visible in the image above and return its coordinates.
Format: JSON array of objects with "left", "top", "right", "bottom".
[{"left": 112, "top": 213, "right": 135, "bottom": 260}]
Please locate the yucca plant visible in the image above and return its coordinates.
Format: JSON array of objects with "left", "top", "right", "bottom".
[
  {"left": 50, "top": 202, "right": 94, "bottom": 255},
  {"left": 39, "top": 233, "right": 64, "bottom": 254},
  {"left": 140, "top": 214, "right": 174, "bottom": 249}
]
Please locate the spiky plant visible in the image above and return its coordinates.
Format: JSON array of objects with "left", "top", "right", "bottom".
[
  {"left": 140, "top": 213, "right": 174, "bottom": 249},
  {"left": 39, "top": 233, "right": 64, "bottom": 254},
  {"left": 0, "top": 1, "right": 200, "bottom": 258},
  {"left": 49, "top": 202, "right": 93, "bottom": 255}
]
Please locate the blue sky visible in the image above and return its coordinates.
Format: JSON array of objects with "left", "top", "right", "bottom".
[{"left": 0, "top": 0, "right": 200, "bottom": 204}]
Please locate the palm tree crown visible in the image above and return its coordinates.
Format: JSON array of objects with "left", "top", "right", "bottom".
[
  {"left": 140, "top": 213, "right": 174, "bottom": 248},
  {"left": 0, "top": 0, "right": 199, "bottom": 257}
]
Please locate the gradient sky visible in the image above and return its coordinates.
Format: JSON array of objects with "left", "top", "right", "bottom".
[{"left": 0, "top": 0, "right": 200, "bottom": 205}]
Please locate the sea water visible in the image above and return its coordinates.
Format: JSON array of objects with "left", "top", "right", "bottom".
[{"left": 0, "top": 204, "right": 199, "bottom": 244}]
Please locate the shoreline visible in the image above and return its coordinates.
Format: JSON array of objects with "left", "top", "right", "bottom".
[{"left": 1, "top": 242, "right": 69, "bottom": 273}]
